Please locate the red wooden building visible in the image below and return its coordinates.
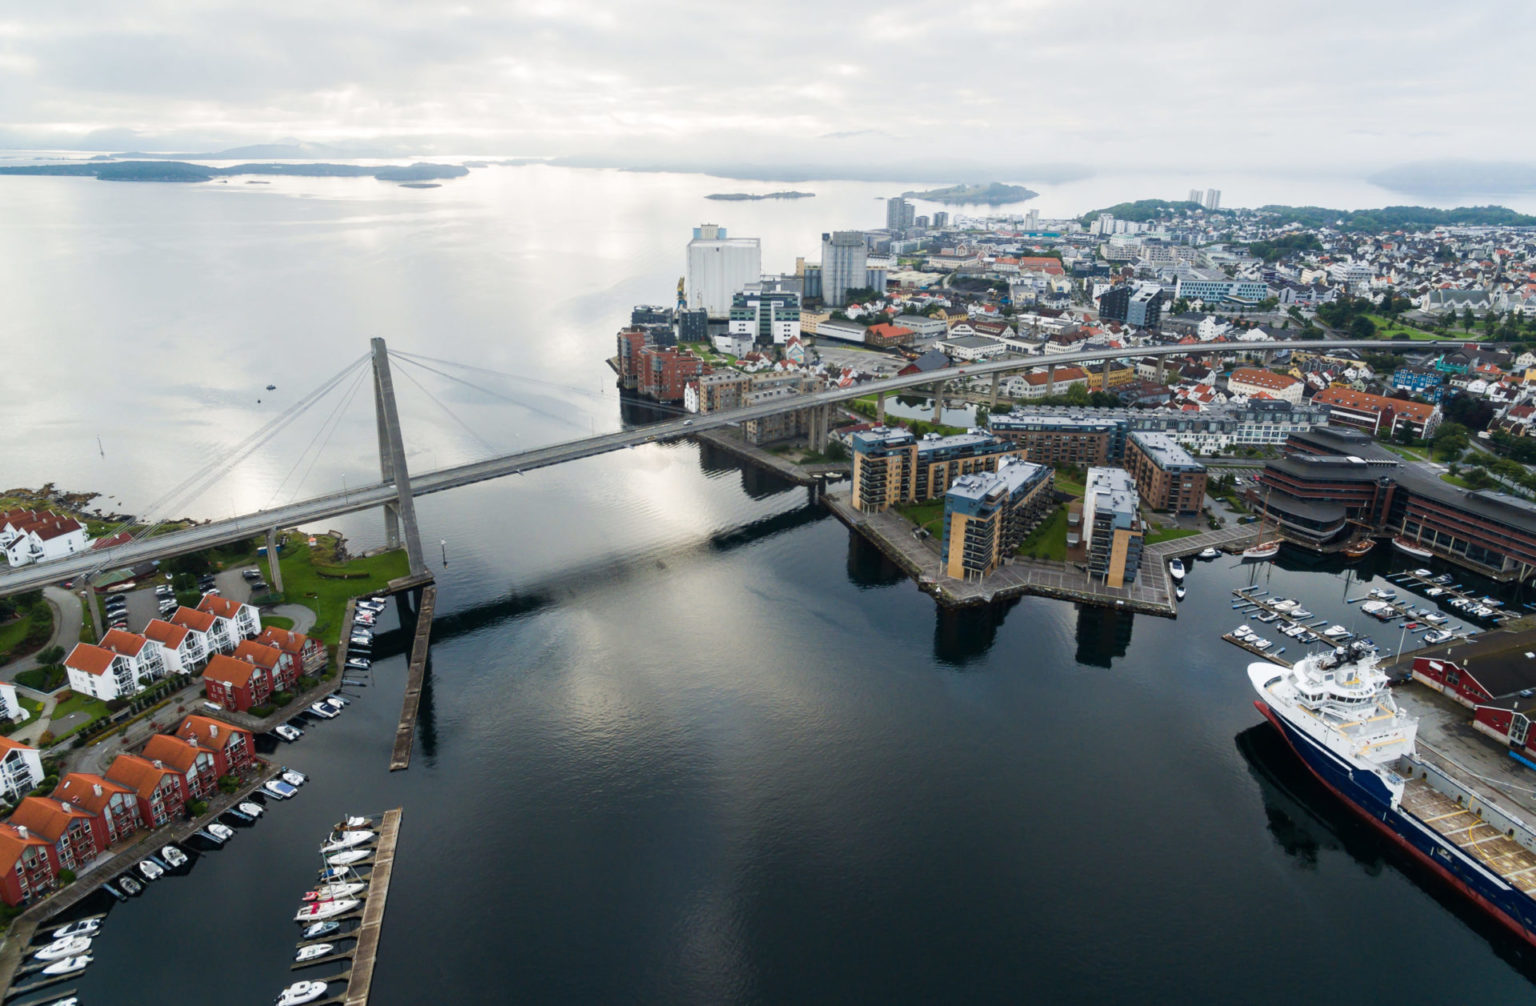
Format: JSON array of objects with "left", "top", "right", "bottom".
[
  {"left": 0, "top": 822, "right": 59, "bottom": 907},
  {"left": 202, "top": 653, "right": 273, "bottom": 712},
  {"left": 105, "top": 754, "right": 188, "bottom": 827},
  {"left": 141, "top": 734, "right": 220, "bottom": 800},
  {"left": 175, "top": 715, "right": 257, "bottom": 775},
  {"left": 52, "top": 773, "right": 141, "bottom": 845},
  {"left": 9, "top": 796, "right": 107, "bottom": 873}
]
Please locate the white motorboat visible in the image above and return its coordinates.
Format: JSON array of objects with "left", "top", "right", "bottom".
[
  {"left": 294, "top": 899, "right": 359, "bottom": 923},
  {"left": 50, "top": 919, "right": 100, "bottom": 940},
  {"left": 1175, "top": 584, "right": 1186, "bottom": 601},
  {"left": 264, "top": 779, "right": 298, "bottom": 799},
  {"left": 161, "top": 844, "right": 188, "bottom": 868},
  {"left": 34, "top": 936, "right": 91, "bottom": 961},
  {"left": 39, "top": 997, "right": 79, "bottom": 1006},
  {"left": 276, "top": 980, "right": 328, "bottom": 1005},
  {"left": 308, "top": 702, "right": 338, "bottom": 719},
  {"left": 1232, "top": 625, "right": 1253, "bottom": 638},
  {"left": 1168, "top": 558, "right": 1186, "bottom": 582},
  {"left": 1251, "top": 638, "right": 1272, "bottom": 650},
  {"left": 321, "top": 830, "right": 374, "bottom": 854},
  {"left": 40, "top": 955, "right": 91, "bottom": 977},
  {"left": 239, "top": 801, "right": 265, "bottom": 818},
  {"left": 301, "top": 920, "right": 340, "bottom": 940},
  {"left": 1290, "top": 608, "right": 1312, "bottom": 619},
  {"left": 208, "top": 822, "right": 235, "bottom": 841},
  {"left": 1361, "top": 600, "right": 1396, "bottom": 621},
  {"left": 295, "top": 943, "right": 334, "bottom": 963},
  {"left": 1198, "top": 547, "right": 1220, "bottom": 559},
  {"left": 1423, "top": 614, "right": 1448, "bottom": 625},
  {"left": 325, "top": 848, "right": 370, "bottom": 866},
  {"left": 282, "top": 769, "right": 307, "bottom": 787},
  {"left": 303, "top": 882, "right": 365, "bottom": 902},
  {"left": 1424, "top": 629, "right": 1454, "bottom": 644},
  {"left": 338, "top": 815, "right": 369, "bottom": 829},
  {"left": 1321, "top": 624, "right": 1350, "bottom": 639},
  {"left": 274, "top": 724, "right": 303, "bottom": 742},
  {"left": 138, "top": 859, "right": 163, "bottom": 881}
]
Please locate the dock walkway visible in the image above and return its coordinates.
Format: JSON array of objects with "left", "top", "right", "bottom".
[
  {"left": 390, "top": 586, "right": 435, "bottom": 771},
  {"left": 342, "top": 807, "right": 401, "bottom": 1006}
]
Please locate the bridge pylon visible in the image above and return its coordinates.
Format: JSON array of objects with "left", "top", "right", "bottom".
[{"left": 371, "top": 338, "right": 427, "bottom": 577}]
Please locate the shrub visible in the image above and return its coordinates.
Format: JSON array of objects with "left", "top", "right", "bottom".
[
  {"left": 58, "top": 868, "right": 76, "bottom": 884},
  {"left": 35, "top": 645, "right": 64, "bottom": 666},
  {"left": 188, "top": 799, "right": 209, "bottom": 817},
  {"left": 217, "top": 775, "right": 239, "bottom": 794},
  {"left": 271, "top": 690, "right": 294, "bottom": 706},
  {"left": 249, "top": 704, "right": 275, "bottom": 718},
  {"left": 297, "top": 676, "right": 317, "bottom": 691},
  {"left": 37, "top": 733, "right": 55, "bottom": 747}
]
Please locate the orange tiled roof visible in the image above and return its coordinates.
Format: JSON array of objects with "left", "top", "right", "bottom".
[
  {"left": 100, "top": 629, "right": 149, "bottom": 658},
  {"left": 64, "top": 643, "right": 116, "bottom": 676},
  {"left": 140, "top": 734, "right": 204, "bottom": 774},
  {"left": 0, "top": 822, "right": 50, "bottom": 873},
  {"left": 176, "top": 715, "right": 253, "bottom": 750},
  {"left": 53, "top": 773, "right": 134, "bottom": 816},
  {"left": 105, "top": 754, "right": 179, "bottom": 801},
  {"left": 142, "top": 619, "right": 189, "bottom": 648},
  {"left": 231, "top": 640, "right": 282, "bottom": 669},
  {"left": 202, "top": 654, "right": 259, "bottom": 689},
  {"left": 9, "top": 797, "right": 91, "bottom": 842},
  {"left": 1313, "top": 386, "right": 1436, "bottom": 422},
  {"left": 197, "top": 595, "right": 243, "bottom": 620},
  {"left": 170, "top": 607, "right": 215, "bottom": 633}
]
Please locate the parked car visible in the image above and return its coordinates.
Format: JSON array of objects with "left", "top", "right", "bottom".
[{"left": 241, "top": 569, "right": 261, "bottom": 582}]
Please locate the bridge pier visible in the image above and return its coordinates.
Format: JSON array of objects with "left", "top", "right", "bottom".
[
  {"left": 989, "top": 372, "right": 1000, "bottom": 408},
  {"left": 931, "top": 381, "right": 945, "bottom": 424},
  {"left": 876, "top": 392, "right": 886, "bottom": 425},
  {"left": 82, "top": 582, "right": 102, "bottom": 643},
  {"left": 264, "top": 527, "right": 284, "bottom": 595},
  {"left": 371, "top": 339, "right": 427, "bottom": 578},
  {"left": 1048, "top": 365, "right": 1055, "bottom": 396}
]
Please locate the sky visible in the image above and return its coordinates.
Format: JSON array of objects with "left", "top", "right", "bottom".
[{"left": 1, "top": 0, "right": 1533, "bottom": 179}]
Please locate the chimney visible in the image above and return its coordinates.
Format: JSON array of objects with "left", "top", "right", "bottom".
[
  {"left": 61, "top": 802, "right": 73, "bottom": 814},
  {"left": 15, "top": 825, "right": 26, "bottom": 839},
  {"left": 93, "top": 783, "right": 103, "bottom": 797},
  {"left": 152, "top": 759, "right": 163, "bottom": 769},
  {"left": 210, "top": 724, "right": 218, "bottom": 737}
]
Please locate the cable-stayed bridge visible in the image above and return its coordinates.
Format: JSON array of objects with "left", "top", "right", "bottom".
[{"left": 0, "top": 336, "right": 1464, "bottom": 597}]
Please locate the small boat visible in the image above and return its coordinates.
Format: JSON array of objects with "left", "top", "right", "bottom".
[
  {"left": 1198, "top": 547, "right": 1220, "bottom": 559},
  {"left": 294, "top": 899, "right": 359, "bottom": 923},
  {"left": 1290, "top": 607, "right": 1312, "bottom": 619},
  {"left": 282, "top": 769, "right": 308, "bottom": 787},
  {"left": 40, "top": 955, "right": 91, "bottom": 977},
  {"left": 318, "top": 866, "right": 355, "bottom": 881},
  {"left": 322, "top": 830, "right": 374, "bottom": 853},
  {"left": 207, "top": 822, "right": 234, "bottom": 841},
  {"left": 195, "top": 828, "right": 225, "bottom": 845},
  {"left": 265, "top": 779, "right": 299, "bottom": 800},
  {"left": 303, "top": 882, "right": 365, "bottom": 902},
  {"left": 1423, "top": 614, "right": 1448, "bottom": 625},
  {"left": 1255, "top": 612, "right": 1279, "bottom": 623},
  {"left": 1168, "top": 558, "right": 1186, "bottom": 582},
  {"left": 1425, "top": 586, "right": 1444, "bottom": 597},
  {"left": 1232, "top": 625, "right": 1253, "bottom": 638},
  {"left": 266, "top": 384, "right": 277, "bottom": 391},
  {"left": 1322, "top": 624, "right": 1350, "bottom": 638},
  {"left": 1242, "top": 540, "right": 1280, "bottom": 560},
  {"left": 34, "top": 936, "right": 92, "bottom": 961},
  {"left": 308, "top": 703, "right": 338, "bottom": 720},
  {"left": 301, "top": 920, "right": 340, "bottom": 940},
  {"left": 325, "top": 849, "right": 370, "bottom": 867},
  {"left": 295, "top": 943, "right": 334, "bottom": 963},
  {"left": 240, "top": 800, "right": 265, "bottom": 817},
  {"left": 138, "top": 859, "right": 163, "bottom": 881},
  {"left": 274, "top": 724, "right": 303, "bottom": 742},
  {"left": 276, "top": 980, "right": 329, "bottom": 1006},
  {"left": 1361, "top": 601, "right": 1395, "bottom": 621},
  {"left": 51, "top": 919, "right": 100, "bottom": 940},
  {"left": 1342, "top": 538, "right": 1375, "bottom": 559},
  {"left": 1412, "top": 567, "right": 1433, "bottom": 577},
  {"left": 1175, "top": 583, "right": 1186, "bottom": 600},
  {"left": 345, "top": 658, "right": 370, "bottom": 670},
  {"left": 337, "top": 815, "right": 369, "bottom": 829},
  {"left": 100, "top": 882, "right": 125, "bottom": 901},
  {"left": 1251, "top": 638, "right": 1272, "bottom": 650},
  {"left": 161, "top": 845, "right": 188, "bottom": 868},
  {"left": 1392, "top": 536, "right": 1434, "bottom": 560},
  {"left": 117, "top": 875, "right": 143, "bottom": 896},
  {"left": 1424, "top": 629, "right": 1454, "bottom": 644},
  {"left": 41, "top": 996, "right": 80, "bottom": 1006}
]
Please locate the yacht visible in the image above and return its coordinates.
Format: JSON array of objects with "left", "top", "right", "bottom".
[
  {"left": 40, "top": 955, "right": 91, "bottom": 977},
  {"left": 1168, "top": 558, "right": 1186, "bottom": 582},
  {"left": 138, "top": 859, "right": 163, "bottom": 881},
  {"left": 1392, "top": 536, "right": 1434, "bottom": 560},
  {"left": 276, "top": 980, "right": 329, "bottom": 1005},
  {"left": 303, "top": 882, "right": 366, "bottom": 902},
  {"left": 301, "top": 920, "right": 340, "bottom": 940},
  {"left": 161, "top": 844, "right": 188, "bottom": 868},
  {"left": 325, "top": 848, "right": 370, "bottom": 867},
  {"left": 282, "top": 769, "right": 308, "bottom": 787},
  {"left": 294, "top": 899, "right": 359, "bottom": 923},
  {"left": 295, "top": 943, "right": 334, "bottom": 963},
  {"left": 50, "top": 919, "right": 100, "bottom": 940},
  {"left": 208, "top": 822, "right": 235, "bottom": 842},
  {"left": 239, "top": 801, "right": 265, "bottom": 818},
  {"left": 1198, "top": 547, "right": 1220, "bottom": 559},
  {"left": 322, "top": 830, "right": 375, "bottom": 854},
  {"left": 34, "top": 936, "right": 92, "bottom": 962},
  {"left": 1242, "top": 539, "right": 1281, "bottom": 560}
]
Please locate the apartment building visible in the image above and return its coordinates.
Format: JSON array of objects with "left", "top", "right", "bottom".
[
  {"left": 940, "top": 460, "right": 1055, "bottom": 579},
  {"left": 850, "top": 427, "right": 1024, "bottom": 513},
  {"left": 1124, "top": 431, "right": 1208, "bottom": 514},
  {"left": 1082, "top": 468, "right": 1144, "bottom": 587}
]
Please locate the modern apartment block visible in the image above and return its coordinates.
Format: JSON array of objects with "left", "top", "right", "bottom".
[
  {"left": 885, "top": 197, "right": 915, "bottom": 232},
  {"left": 728, "top": 290, "right": 801, "bottom": 346},
  {"left": 1098, "top": 283, "right": 1165, "bottom": 328},
  {"left": 821, "top": 231, "right": 869, "bottom": 307},
  {"left": 1173, "top": 276, "right": 1269, "bottom": 305},
  {"left": 940, "top": 460, "right": 1055, "bottom": 579},
  {"left": 616, "top": 326, "right": 704, "bottom": 403},
  {"left": 1081, "top": 468, "right": 1144, "bottom": 587},
  {"left": 985, "top": 413, "right": 1119, "bottom": 467},
  {"left": 1124, "top": 431, "right": 1208, "bottom": 514},
  {"left": 989, "top": 400, "right": 1326, "bottom": 459},
  {"left": 850, "top": 427, "right": 1024, "bottom": 513}
]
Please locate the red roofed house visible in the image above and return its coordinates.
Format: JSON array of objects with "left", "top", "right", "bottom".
[
  {"left": 231, "top": 639, "right": 293, "bottom": 691},
  {"left": 0, "top": 509, "right": 89, "bottom": 568},
  {"left": 197, "top": 593, "right": 261, "bottom": 648},
  {"left": 1312, "top": 386, "right": 1442, "bottom": 439},
  {"left": 0, "top": 822, "right": 60, "bottom": 906},
  {"left": 0, "top": 737, "right": 44, "bottom": 804},
  {"left": 99, "top": 628, "right": 166, "bottom": 685},
  {"left": 864, "top": 323, "right": 914, "bottom": 349},
  {"left": 169, "top": 606, "right": 217, "bottom": 662},
  {"left": 141, "top": 733, "right": 220, "bottom": 800},
  {"left": 9, "top": 796, "right": 107, "bottom": 872},
  {"left": 105, "top": 754, "right": 187, "bottom": 827},
  {"left": 255, "top": 625, "right": 325, "bottom": 676},
  {"left": 1227, "top": 367, "right": 1304, "bottom": 406},
  {"left": 176, "top": 716, "right": 257, "bottom": 775},
  {"left": 142, "top": 618, "right": 199, "bottom": 675},
  {"left": 53, "top": 773, "right": 141, "bottom": 844},
  {"left": 64, "top": 642, "right": 140, "bottom": 701},
  {"left": 201, "top": 653, "right": 273, "bottom": 713}
]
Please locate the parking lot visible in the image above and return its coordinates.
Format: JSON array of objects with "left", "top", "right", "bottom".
[
  {"left": 811, "top": 343, "right": 905, "bottom": 378},
  {"left": 97, "top": 565, "right": 261, "bottom": 633}
]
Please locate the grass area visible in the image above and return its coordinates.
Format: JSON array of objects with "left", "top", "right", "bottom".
[
  {"left": 1016, "top": 504, "right": 1069, "bottom": 561},
  {"left": 895, "top": 501, "right": 947, "bottom": 538},
  {"left": 1382, "top": 442, "right": 1430, "bottom": 462},
  {"left": 1144, "top": 526, "right": 1200, "bottom": 546},
  {"left": 1366, "top": 314, "right": 1444, "bottom": 341},
  {"left": 48, "top": 691, "right": 111, "bottom": 740},
  {"left": 0, "top": 617, "right": 30, "bottom": 656},
  {"left": 1053, "top": 475, "right": 1085, "bottom": 498},
  {"left": 264, "top": 615, "right": 294, "bottom": 631},
  {"left": 274, "top": 535, "right": 410, "bottom": 645}
]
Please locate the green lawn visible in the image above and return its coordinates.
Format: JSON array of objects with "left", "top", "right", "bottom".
[
  {"left": 1365, "top": 314, "right": 1444, "bottom": 341},
  {"left": 264, "top": 615, "right": 294, "bottom": 631},
  {"left": 48, "top": 692, "right": 111, "bottom": 740},
  {"left": 1053, "top": 474, "right": 1086, "bottom": 498},
  {"left": 895, "top": 501, "right": 947, "bottom": 538},
  {"left": 0, "top": 617, "right": 30, "bottom": 656},
  {"left": 1382, "top": 442, "right": 1430, "bottom": 462},
  {"left": 273, "top": 536, "right": 410, "bottom": 645},
  {"left": 1016, "top": 504, "right": 1070, "bottom": 561},
  {"left": 1144, "top": 526, "right": 1200, "bottom": 546}
]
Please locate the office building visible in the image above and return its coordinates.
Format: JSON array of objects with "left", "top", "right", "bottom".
[
  {"left": 1098, "top": 283, "right": 1165, "bottom": 328},
  {"left": 1174, "top": 277, "right": 1267, "bottom": 305},
  {"left": 850, "top": 427, "right": 1024, "bottom": 513},
  {"left": 821, "top": 231, "right": 868, "bottom": 307},
  {"left": 728, "top": 290, "right": 801, "bottom": 346},
  {"left": 886, "top": 197, "right": 915, "bottom": 232},
  {"left": 1124, "top": 432, "right": 1207, "bottom": 514},
  {"left": 941, "top": 460, "right": 1055, "bottom": 580},
  {"left": 686, "top": 224, "right": 762, "bottom": 318},
  {"left": 1082, "top": 468, "right": 1144, "bottom": 587}
]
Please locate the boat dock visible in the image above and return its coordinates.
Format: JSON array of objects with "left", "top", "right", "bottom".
[
  {"left": 389, "top": 583, "right": 435, "bottom": 771},
  {"left": 1222, "top": 632, "right": 1292, "bottom": 667},
  {"left": 293, "top": 807, "right": 401, "bottom": 1006},
  {"left": 1386, "top": 569, "right": 1517, "bottom": 626}
]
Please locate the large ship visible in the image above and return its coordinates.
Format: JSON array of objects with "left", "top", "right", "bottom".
[{"left": 1249, "top": 642, "right": 1536, "bottom": 947}]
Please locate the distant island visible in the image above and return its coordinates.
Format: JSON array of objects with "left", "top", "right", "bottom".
[
  {"left": 1079, "top": 198, "right": 1536, "bottom": 231},
  {"left": 0, "top": 160, "right": 470, "bottom": 184},
  {"left": 902, "top": 182, "right": 1037, "bottom": 205},
  {"left": 705, "top": 190, "right": 814, "bottom": 201}
]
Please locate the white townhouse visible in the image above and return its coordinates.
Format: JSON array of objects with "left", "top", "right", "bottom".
[
  {"left": 142, "top": 618, "right": 200, "bottom": 675},
  {"left": 0, "top": 510, "right": 89, "bottom": 567},
  {"left": 197, "top": 594, "right": 261, "bottom": 645},
  {"left": 64, "top": 642, "right": 141, "bottom": 701},
  {"left": 0, "top": 738, "right": 44, "bottom": 803}
]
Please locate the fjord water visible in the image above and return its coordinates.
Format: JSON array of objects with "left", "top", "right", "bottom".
[{"left": 2, "top": 168, "right": 1535, "bottom": 1002}]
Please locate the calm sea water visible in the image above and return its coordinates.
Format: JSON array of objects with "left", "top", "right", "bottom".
[{"left": 4, "top": 169, "right": 1536, "bottom": 1003}]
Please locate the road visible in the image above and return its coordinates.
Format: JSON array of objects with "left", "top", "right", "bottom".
[{"left": 0, "top": 337, "right": 1468, "bottom": 597}]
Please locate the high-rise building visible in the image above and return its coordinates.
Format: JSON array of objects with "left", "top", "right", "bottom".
[
  {"left": 820, "top": 231, "right": 868, "bottom": 308},
  {"left": 886, "top": 196, "right": 915, "bottom": 232},
  {"left": 940, "top": 460, "right": 1055, "bottom": 580},
  {"left": 914, "top": 214, "right": 930, "bottom": 229},
  {"left": 933, "top": 211, "right": 949, "bottom": 229},
  {"left": 1188, "top": 188, "right": 1202, "bottom": 204},
  {"left": 1204, "top": 188, "right": 1221, "bottom": 211},
  {"left": 1025, "top": 209, "right": 1040, "bottom": 231},
  {"left": 1081, "top": 468, "right": 1143, "bottom": 587},
  {"left": 850, "top": 427, "right": 1025, "bottom": 513},
  {"left": 728, "top": 291, "right": 801, "bottom": 346},
  {"left": 686, "top": 224, "right": 762, "bottom": 319},
  {"left": 1123, "top": 432, "right": 1207, "bottom": 514}
]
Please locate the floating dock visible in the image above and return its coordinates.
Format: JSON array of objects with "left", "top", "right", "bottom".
[
  {"left": 389, "top": 585, "right": 435, "bottom": 771},
  {"left": 343, "top": 807, "right": 401, "bottom": 1006},
  {"left": 1222, "top": 632, "right": 1293, "bottom": 667}
]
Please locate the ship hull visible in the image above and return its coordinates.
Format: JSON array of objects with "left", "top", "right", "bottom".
[{"left": 1255, "top": 699, "right": 1536, "bottom": 950}]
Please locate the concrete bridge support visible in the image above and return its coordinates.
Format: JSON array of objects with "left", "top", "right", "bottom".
[
  {"left": 265, "top": 527, "right": 285, "bottom": 595},
  {"left": 371, "top": 338, "right": 427, "bottom": 578},
  {"left": 876, "top": 392, "right": 886, "bottom": 424},
  {"left": 989, "top": 372, "right": 1001, "bottom": 408},
  {"left": 1048, "top": 365, "right": 1055, "bottom": 396},
  {"left": 931, "top": 381, "right": 946, "bottom": 424}
]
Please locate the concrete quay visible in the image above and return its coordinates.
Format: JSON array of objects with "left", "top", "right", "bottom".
[{"left": 389, "top": 585, "right": 435, "bottom": 771}]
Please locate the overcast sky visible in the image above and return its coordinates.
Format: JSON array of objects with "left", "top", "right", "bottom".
[{"left": 2, "top": 0, "right": 1532, "bottom": 176}]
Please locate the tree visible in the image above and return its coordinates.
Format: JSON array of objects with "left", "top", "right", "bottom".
[
  {"left": 1349, "top": 315, "right": 1377, "bottom": 339},
  {"left": 1461, "top": 306, "right": 1475, "bottom": 332}
]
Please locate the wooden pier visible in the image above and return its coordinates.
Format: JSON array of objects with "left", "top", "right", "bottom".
[
  {"left": 1222, "top": 632, "right": 1293, "bottom": 666},
  {"left": 343, "top": 807, "right": 401, "bottom": 1006},
  {"left": 389, "top": 585, "right": 435, "bottom": 771}
]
